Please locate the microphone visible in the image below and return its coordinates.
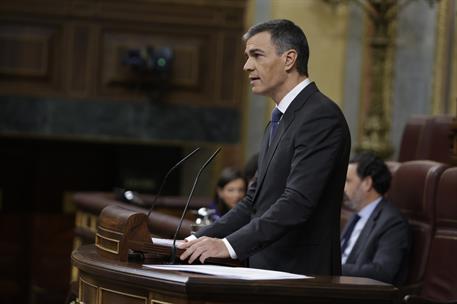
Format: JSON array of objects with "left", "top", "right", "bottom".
[
  {"left": 170, "top": 147, "right": 222, "bottom": 264},
  {"left": 147, "top": 147, "right": 200, "bottom": 218}
]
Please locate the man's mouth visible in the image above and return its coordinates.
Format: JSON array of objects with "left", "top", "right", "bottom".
[{"left": 249, "top": 76, "right": 260, "bottom": 84}]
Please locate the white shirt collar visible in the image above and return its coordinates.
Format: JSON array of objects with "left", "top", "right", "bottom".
[
  {"left": 358, "top": 197, "right": 382, "bottom": 220},
  {"left": 276, "top": 78, "right": 311, "bottom": 115}
]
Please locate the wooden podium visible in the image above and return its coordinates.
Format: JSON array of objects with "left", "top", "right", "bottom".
[
  {"left": 71, "top": 205, "right": 401, "bottom": 304},
  {"left": 94, "top": 205, "right": 237, "bottom": 266}
]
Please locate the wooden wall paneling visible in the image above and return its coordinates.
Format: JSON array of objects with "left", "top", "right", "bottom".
[
  {"left": 94, "top": 0, "right": 244, "bottom": 28},
  {"left": 219, "top": 32, "right": 243, "bottom": 106},
  {"left": 0, "top": 1, "right": 246, "bottom": 27},
  {"left": 0, "top": 1, "right": 246, "bottom": 106},
  {"left": 171, "top": 30, "right": 218, "bottom": 107},
  {"left": 213, "top": 32, "right": 224, "bottom": 107},
  {"left": 98, "top": 25, "right": 218, "bottom": 106},
  {"left": 0, "top": 20, "right": 65, "bottom": 95},
  {"left": 66, "top": 22, "right": 96, "bottom": 98}
]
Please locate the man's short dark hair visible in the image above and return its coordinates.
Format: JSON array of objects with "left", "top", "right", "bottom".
[
  {"left": 243, "top": 19, "right": 309, "bottom": 76},
  {"left": 349, "top": 152, "right": 392, "bottom": 195}
]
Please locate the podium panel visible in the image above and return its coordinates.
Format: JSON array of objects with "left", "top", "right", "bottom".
[{"left": 72, "top": 245, "right": 401, "bottom": 304}]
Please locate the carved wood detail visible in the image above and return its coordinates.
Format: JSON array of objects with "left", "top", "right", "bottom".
[
  {"left": 0, "top": 0, "right": 246, "bottom": 107},
  {"left": 100, "top": 30, "right": 203, "bottom": 89},
  {"left": 0, "top": 22, "right": 63, "bottom": 91}
]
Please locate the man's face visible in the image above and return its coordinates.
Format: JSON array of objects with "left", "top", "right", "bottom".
[
  {"left": 344, "top": 164, "right": 366, "bottom": 211},
  {"left": 243, "top": 31, "right": 288, "bottom": 99}
]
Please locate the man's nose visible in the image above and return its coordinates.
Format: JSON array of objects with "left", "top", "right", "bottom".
[{"left": 243, "top": 58, "right": 253, "bottom": 71}]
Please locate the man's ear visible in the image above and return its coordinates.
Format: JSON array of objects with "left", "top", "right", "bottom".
[
  {"left": 362, "top": 176, "right": 374, "bottom": 192},
  {"left": 283, "top": 49, "right": 298, "bottom": 72}
]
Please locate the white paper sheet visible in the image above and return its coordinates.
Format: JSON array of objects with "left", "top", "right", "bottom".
[
  {"left": 144, "top": 264, "right": 311, "bottom": 280},
  {"left": 151, "top": 237, "right": 183, "bottom": 247}
]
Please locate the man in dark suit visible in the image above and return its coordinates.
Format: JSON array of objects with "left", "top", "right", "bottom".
[
  {"left": 179, "top": 19, "right": 351, "bottom": 276},
  {"left": 341, "top": 152, "right": 410, "bottom": 284}
]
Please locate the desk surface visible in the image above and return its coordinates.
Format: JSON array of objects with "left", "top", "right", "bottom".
[{"left": 72, "top": 245, "right": 400, "bottom": 304}]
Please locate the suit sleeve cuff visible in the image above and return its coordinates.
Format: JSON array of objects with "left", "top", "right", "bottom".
[{"left": 223, "top": 238, "right": 238, "bottom": 259}]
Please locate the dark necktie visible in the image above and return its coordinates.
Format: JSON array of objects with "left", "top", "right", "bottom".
[
  {"left": 340, "top": 213, "right": 361, "bottom": 253},
  {"left": 269, "top": 107, "right": 283, "bottom": 146}
]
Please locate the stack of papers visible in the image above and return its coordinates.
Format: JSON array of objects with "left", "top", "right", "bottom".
[
  {"left": 151, "top": 237, "right": 182, "bottom": 247},
  {"left": 144, "top": 264, "right": 311, "bottom": 280}
]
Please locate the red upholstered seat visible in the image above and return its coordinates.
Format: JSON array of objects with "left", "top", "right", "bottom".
[
  {"left": 420, "top": 167, "right": 457, "bottom": 301},
  {"left": 399, "top": 116, "right": 430, "bottom": 162},
  {"left": 388, "top": 161, "right": 449, "bottom": 293},
  {"left": 415, "top": 115, "right": 454, "bottom": 164}
]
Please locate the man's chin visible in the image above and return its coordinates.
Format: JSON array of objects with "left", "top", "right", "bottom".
[
  {"left": 250, "top": 86, "right": 265, "bottom": 95},
  {"left": 343, "top": 200, "right": 357, "bottom": 211}
]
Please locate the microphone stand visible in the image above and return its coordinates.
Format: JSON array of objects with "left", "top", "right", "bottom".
[
  {"left": 169, "top": 147, "right": 222, "bottom": 264},
  {"left": 146, "top": 147, "right": 200, "bottom": 219}
]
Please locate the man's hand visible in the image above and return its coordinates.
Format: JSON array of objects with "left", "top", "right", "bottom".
[{"left": 178, "top": 236, "right": 229, "bottom": 264}]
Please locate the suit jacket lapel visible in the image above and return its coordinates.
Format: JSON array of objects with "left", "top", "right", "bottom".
[
  {"left": 256, "top": 122, "right": 271, "bottom": 180},
  {"left": 347, "top": 199, "right": 385, "bottom": 263},
  {"left": 254, "top": 82, "right": 318, "bottom": 201}
]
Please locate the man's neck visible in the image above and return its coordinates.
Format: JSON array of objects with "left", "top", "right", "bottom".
[
  {"left": 272, "top": 74, "right": 308, "bottom": 104},
  {"left": 358, "top": 193, "right": 382, "bottom": 211}
]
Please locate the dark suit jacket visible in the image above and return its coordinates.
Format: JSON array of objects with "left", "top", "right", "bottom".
[
  {"left": 196, "top": 82, "right": 351, "bottom": 276},
  {"left": 342, "top": 198, "right": 410, "bottom": 285}
]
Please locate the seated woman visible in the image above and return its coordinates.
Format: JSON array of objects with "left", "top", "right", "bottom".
[{"left": 208, "top": 167, "right": 246, "bottom": 220}]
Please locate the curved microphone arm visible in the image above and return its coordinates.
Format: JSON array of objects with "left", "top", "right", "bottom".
[
  {"left": 147, "top": 147, "right": 200, "bottom": 218},
  {"left": 170, "top": 147, "right": 222, "bottom": 264}
]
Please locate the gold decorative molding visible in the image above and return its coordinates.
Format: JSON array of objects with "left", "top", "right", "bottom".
[
  {"left": 71, "top": 236, "right": 83, "bottom": 282},
  {"left": 432, "top": 0, "right": 452, "bottom": 115},
  {"left": 99, "top": 286, "right": 147, "bottom": 304},
  {"left": 95, "top": 228, "right": 121, "bottom": 254},
  {"left": 382, "top": 11, "right": 397, "bottom": 146},
  {"left": 356, "top": 1, "right": 399, "bottom": 158},
  {"left": 448, "top": 2, "right": 457, "bottom": 116},
  {"left": 79, "top": 276, "right": 98, "bottom": 303},
  {"left": 76, "top": 211, "right": 98, "bottom": 233},
  {"left": 79, "top": 275, "right": 149, "bottom": 304},
  {"left": 151, "top": 299, "right": 173, "bottom": 304}
]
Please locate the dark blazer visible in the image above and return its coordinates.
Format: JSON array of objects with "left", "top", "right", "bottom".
[
  {"left": 196, "top": 82, "right": 351, "bottom": 276},
  {"left": 342, "top": 198, "right": 410, "bottom": 285}
]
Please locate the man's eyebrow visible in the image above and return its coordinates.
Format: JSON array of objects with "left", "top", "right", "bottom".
[{"left": 245, "top": 48, "right": 265, "bottom": 55}]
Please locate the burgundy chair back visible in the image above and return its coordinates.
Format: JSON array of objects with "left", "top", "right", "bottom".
[
  {"left": 399, "top": 116, "right": 430, "bottom": 162},
  {"left": 388, "top": 161, "right": 449, "bottom": 291},
  {"left": 415, "top": 115, "right": 454, "bottom": 164},
  {"left": 421, "top": 167, "right": 457, "bottom": 301}
]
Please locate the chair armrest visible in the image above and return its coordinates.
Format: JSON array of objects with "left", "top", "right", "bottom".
[{"left": 404, "top": 295, "right": 457, "bottom": 304}]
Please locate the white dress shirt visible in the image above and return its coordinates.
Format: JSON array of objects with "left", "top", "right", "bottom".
[
  {"left": 341, "top": 197, "right": 382, "bottom": 264},
  {"left": 276, "top": 78, "right": 311, "bottom": 116}
]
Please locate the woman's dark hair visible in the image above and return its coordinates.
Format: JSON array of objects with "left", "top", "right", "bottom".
[
  {"left": 349, "top": 152, "right": 392, "bottom": 195},
  {"left": 214, "top": 167, "right": 245, "bottom": 215}
]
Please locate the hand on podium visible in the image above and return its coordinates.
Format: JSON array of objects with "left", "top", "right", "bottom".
[{"left": 179, "top": 237, "right": 230, "bottom": 264}]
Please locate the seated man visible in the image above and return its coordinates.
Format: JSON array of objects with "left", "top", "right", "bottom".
[{"left": 341, "top": 152, "right": 410, "bottom": 285}]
